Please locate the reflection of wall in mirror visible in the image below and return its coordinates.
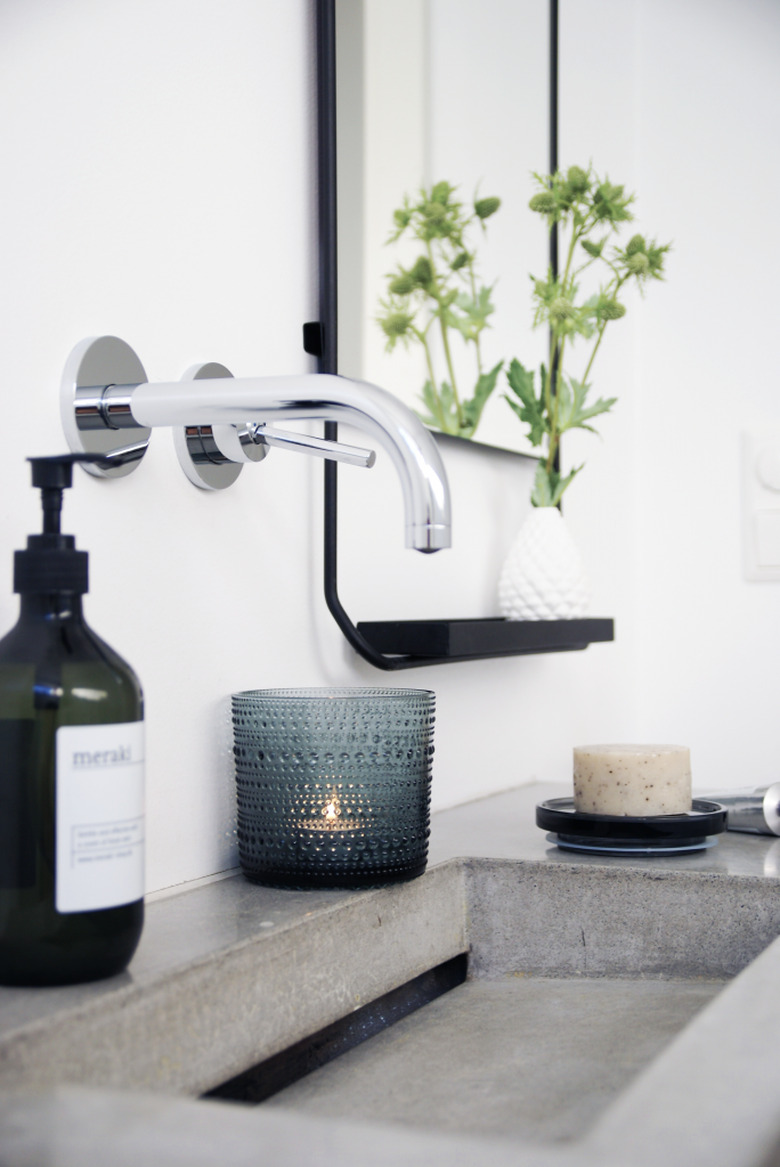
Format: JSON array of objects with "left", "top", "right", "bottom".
[{"left": 337, "top": 0, "right": 550, "bottom": 452}]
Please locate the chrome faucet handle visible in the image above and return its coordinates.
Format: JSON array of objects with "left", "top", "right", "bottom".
[
  {"left": 243, "top": 423, "right": 376, "bottom": 469},
  {"left": 173, "top": 362, "right": 375, "bottom": 490}
]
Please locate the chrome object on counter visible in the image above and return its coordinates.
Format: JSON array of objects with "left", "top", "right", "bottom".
[{"left": 704, "top": 784, "right": 780, "bottom": 836}]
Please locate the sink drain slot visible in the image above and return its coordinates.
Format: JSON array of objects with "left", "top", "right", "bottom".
[{"left": 203, "top": 952, "right": 468, "bottom": 1105}]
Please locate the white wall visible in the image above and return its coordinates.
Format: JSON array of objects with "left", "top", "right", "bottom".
[
  {"left": 0, "top": 0, "right": 320, "bottom": 895},
  {"left": 3, "top": 0, "right": 770, "bottom": 900},
  {"left": 561, "top": 0, "right": 780, "bottom": 792}
]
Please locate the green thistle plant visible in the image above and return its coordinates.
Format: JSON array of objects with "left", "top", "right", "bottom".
[
  {"left": 377, "top": 181, "right": 502, "bottom": 439},
  {"left": 506, "top": 164, "right": 671, "bottom": 506}
]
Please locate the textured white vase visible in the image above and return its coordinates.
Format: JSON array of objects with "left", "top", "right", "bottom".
[{"left": 498, "top": 506, "right": 590, "bottom": 620}]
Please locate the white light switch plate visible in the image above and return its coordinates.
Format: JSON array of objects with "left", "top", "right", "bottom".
[{"left": 742, "top": 427, "right": 780, "bottom": 580}]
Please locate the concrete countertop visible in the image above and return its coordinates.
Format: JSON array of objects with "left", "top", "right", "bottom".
[{"left": 2, "top": 783, "right": 780, "bottom": 1167}]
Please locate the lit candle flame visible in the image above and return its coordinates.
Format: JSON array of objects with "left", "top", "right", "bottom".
[
  {"left": 322, "top": 790, "right": 342, "bottom": 825},
  {"left": 299, "top": 781, "right": 362, "bottom": 832}
]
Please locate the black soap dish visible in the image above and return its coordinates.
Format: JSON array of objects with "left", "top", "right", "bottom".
[{"left": 536, "top": 797, "right": 728, "bottom": 856}]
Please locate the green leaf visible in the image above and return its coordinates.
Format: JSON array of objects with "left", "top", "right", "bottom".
[
  {"left": 419, "top": 380, "right": 464, "bottom": 435},
  {"left": 449, "top": 285, "right": 495, "bottom": 342},
  {"left": 504, "top": 359, "right": 547, "bottom": 447},
  {"left": 474, "top": 359, "right": 503, "bottom": 404},
  {"left": 418, "top": 380, "right": 443, "bottom": 430},
  {"left": 530, "top": 462, "right": 554, "bottom": 506},
  {"left": 558, "top": 375, "right": 617, "bottom": 434},
  {"left": 530, "top": 461, "right": 583, "bottom": 507},
  {"left": 581, "top": 238, "right": 605, "bottom": 258},
  {"left": 462, "top": 361, "right": 503, "bottom": 431},
  {"left": 438, "top": 380, "right": 455, "bottom": 412}
]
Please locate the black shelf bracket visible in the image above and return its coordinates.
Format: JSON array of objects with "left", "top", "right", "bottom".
[{"left": 323, "top": 439, "right": 448, "bottom": 670}]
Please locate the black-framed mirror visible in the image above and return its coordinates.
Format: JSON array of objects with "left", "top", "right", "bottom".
[{"left": 311, "top": 0, "right": 612, "bottom": 669}]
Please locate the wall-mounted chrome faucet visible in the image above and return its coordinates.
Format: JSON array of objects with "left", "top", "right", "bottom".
[{"left": 60, "top": 336, "right": 451, "bottom": 553}]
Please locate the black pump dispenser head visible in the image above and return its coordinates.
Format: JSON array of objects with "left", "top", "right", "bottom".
[{"left": 14, "top": 454, "right": 105, "bottom": 596}]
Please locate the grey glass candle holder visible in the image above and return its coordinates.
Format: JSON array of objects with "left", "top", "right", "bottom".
[{"left": 231, "top": 687, "right": 436, "bottom": 889}]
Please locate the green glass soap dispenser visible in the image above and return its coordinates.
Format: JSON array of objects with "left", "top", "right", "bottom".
[{"left": 0, "top": 455, "right": 144, "bottom": 986}]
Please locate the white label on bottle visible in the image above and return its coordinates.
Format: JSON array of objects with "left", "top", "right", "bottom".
[{"left": 55, "top": 722, "right": 145, "bottom": 913}]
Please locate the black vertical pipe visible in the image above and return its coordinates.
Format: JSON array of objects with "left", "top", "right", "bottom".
[
  {"left": 316, "top": 0, "right": 338, "bottom": 377},
  {"left": 549, "top": 0, "right": 559, "bottom": 280},
  {"left": 548, "top": 0, "right": 561, "bottom": 487},
  {"left": 316, "top": 0, "right": 347, "bottom": 651}
]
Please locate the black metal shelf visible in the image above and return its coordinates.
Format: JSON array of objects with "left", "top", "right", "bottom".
[{"left": 356, "top": 618, "right": 615, "bottom": 664}]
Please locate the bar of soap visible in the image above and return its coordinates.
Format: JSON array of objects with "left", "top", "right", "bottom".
[{"left": 573, "top": 744, "right": 692, "bottom": 817}]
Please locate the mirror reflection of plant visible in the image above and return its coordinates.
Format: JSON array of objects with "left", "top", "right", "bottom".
[
  {"left": 506, "top": 164, "right": 670, "bottom": 505},
  {"left": 377, "top": 181, "right": 502, "bottom": 439}
]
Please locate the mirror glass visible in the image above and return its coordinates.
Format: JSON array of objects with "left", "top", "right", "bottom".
[{"left": 335, "top": 0, "right": 551, "bottom": 453}]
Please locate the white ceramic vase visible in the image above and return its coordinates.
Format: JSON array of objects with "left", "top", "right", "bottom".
[{"left": 497, "top": 506, "right": 590, "bottom": 620}]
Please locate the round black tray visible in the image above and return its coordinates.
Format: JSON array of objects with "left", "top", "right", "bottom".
[{"left": 536, "top": 797, "right": 727, "bottom": 855}]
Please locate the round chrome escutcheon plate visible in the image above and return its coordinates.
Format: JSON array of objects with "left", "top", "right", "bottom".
[{"left": 60, "top": 336, "right": 151, "bottom": 478}]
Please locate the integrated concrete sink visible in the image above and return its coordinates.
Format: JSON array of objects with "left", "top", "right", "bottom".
[
  {"left": 210, "top": 854, "right": 767, "bottom": 1145},
  {"left": 259, "top": 872, "right": 728, "bottom": 1143},
  {"left": 3, "top": 785, "right": 780, "bottom": 1167}
]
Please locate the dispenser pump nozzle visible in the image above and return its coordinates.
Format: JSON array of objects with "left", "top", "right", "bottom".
[
  {"left": 28, "top": 455, "right": 81, "bottom": 536},
  {"left": 14, "top": 454, "right": 105, "bottom": 596}
]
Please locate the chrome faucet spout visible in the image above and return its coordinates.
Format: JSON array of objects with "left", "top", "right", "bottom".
[{"left": 128, "top": 372, "right": 452, "bottom": 552}]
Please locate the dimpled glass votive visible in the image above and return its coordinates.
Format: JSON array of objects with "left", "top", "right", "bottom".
[{"left": 231, "top": 688, "right": 436, "bottom": 889}]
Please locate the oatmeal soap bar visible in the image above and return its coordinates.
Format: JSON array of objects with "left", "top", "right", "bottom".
[{"left": 573, "top": 744, "right": 692, "bottom": 817}]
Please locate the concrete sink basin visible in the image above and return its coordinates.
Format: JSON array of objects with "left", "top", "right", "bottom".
[{"left": 206, "top": 853, "right": 774, "bottom": 1150}]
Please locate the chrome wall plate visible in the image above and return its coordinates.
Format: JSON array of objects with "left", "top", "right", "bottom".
[
  {"left": 60, "top": 336, "right": 151, "bottom": 478},
  {"left": 173, "top": 362, "right": 267, "bottom": 491}
]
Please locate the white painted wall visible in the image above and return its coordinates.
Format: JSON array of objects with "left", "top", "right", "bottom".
[
  {"left": 2, "top": 0, "right": 771, "bottom": 900},
  {"left": 560, "top": 0, "right": 780, "bottom": 794},
  {"left": 0, "top": 0, "right": 320, "bottom": 895}
]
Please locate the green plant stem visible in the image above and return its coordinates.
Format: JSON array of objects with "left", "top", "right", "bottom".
[
  {"left": 547, "top": 337, "right": 565, "bottom": 474},
  {"left": 579, "top": 322, "right": 606, "bottom": 388},
  {"left": 545, "top": 332, "right": 557, "bottom": 455},
  {"left": 546, "top": 220, "right": 581, "bottom": 474},
  {"left": 467, "top": 262, "right": 484, "bottom": 376},
  {"left": 426, "top": 239, "right": 463, "bottom": 429},
  {"left": 580, "top": 272, "right": 626, "bottom": 386},
  {"left": 414, "top": 325, "right": 447, "bottom": 430},
  {"left": 415, "top": 326, "right": 438, "bottom": 393}
]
